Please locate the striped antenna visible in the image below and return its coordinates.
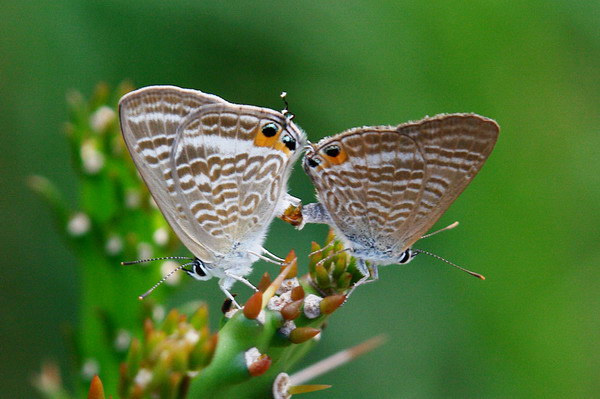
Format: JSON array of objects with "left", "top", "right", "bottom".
[
  {"left": 121, "top": 256, "right": 193, "bottom": 266},
  {"left": 137, "top": 261, "right": 195, "bottom": 300}
]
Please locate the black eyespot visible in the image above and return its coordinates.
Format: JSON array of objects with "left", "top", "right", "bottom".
[
  {"left": 261, "top": 122, "right": 278, "bottom": 137},
  {"left": 324, "top": 145, "right": 340, "bottom": 157},
  {"left": 194, "top": 262, "right": 207, "bottom": 277},
  {"left": 306, "top": 157, "right": 321, "bottom": 168},
  {"left": 281, "top": 134, "right": 297, "bottom": 151}
]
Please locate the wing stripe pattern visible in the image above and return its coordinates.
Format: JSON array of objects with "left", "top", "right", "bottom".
[
  {"left": 304, "top": 114, "right": 498, "bottom": 259},
  {"left": 120, "top": 86, "right": 306, "bottom": 263},
  {"left": 120, "top": 86, "right": 227, "bottom": 262}
]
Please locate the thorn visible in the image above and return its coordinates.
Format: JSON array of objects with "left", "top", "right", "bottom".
[
  {"left": 87, "top": 375, "right": 106, "bottom": 399},
  {"left": 248, "top": 354, "right": 272, "bottom": 377},
  {"left": 142, "top": 318, "right": 154, "bottom": 339},
  {"left": 325, "top": 228, "right": 335, "bottom": 244},
  {"left": 243, "top": 292, "right": 263, "bottom": 320},
  {"left": 281, "top": 300, "right": 303, "bottom": 320},
  {"left": 257, "top": 272, "right": 272, "bottom": 292},
  {"left": 281, "top": 250, "right": 298, "bottom": 278},
  {"left": 288, "top": 384, "right": 332, "bottom": 395},
  {"left": 290, "top": 335, "right": 387, "bottom": 385},
  {"left": 291, "top": 285, "right": 305, "bottom": 301},
  {"left": 262, "top": 260, "right": 295, "bottom": 309},
  {"left": 289, "top": 327, "right": 320, "bottom": 344},
  {"left": 315, "top": 264, "right": 331, "bottom": 288},
  {"left": 320, "top": 294, "right": 346, "bottom": 315},
  {"left": 309, "top": 241, "right": 334, "bottom": 257}
]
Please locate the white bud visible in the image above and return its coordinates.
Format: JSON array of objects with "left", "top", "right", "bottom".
[
  {"left": 133, "top": 368, "right": 152, "bottom": 388},
  {"left": 114, "top": 329, "right": 131, "bottom": 351},
  {"left": 267, "top": 291, "right": 293, "bottom": 312},
  {"left": 303, "top": 294, "right": 323, "bottom": 319},
  {"left": 125, "top": 189, "right": 141, "bottom": 209},
  {"left": 152, "top": 305, "right": 165, "bottom": 322},
  {"left": 276, "top": 278, "right": 299, "bottom": 295},
  {"left": 184, "top": 329, "right": 200, "bottom": 345},
  {"left": 80, "top": 358, "right": 99, "bottom": 380},
  {"left": 244, "top": 347, "right": 262, "bottom": 368},
  {"left": 105, "top": 234, "right": 123, "bottom": 255},
  {"left": 137, "top": 242, "right": 153, "bottom": 260},
  {"left": 279, "top": 320, "right": 296, "bottom": 337},
  {"left": 153, "top": 227, "right": 169, "bottom": 246},
  {"left": 90, "top": 106, "right": 116, "bottom": 133},
  {"left": 80, "top": 140, "right": 105, "bottom": 174},
  {"left": 272, "top": 373, "right": 291, "bottom": 399},
  {"left": 67, "top": 212, "right": 91, "bottom": 236}
]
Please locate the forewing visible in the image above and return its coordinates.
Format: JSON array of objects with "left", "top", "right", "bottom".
[
  {"left": 119, "top": 86, "right": 227, "bottom": 261},
  {"left": 171, "top": 103, "right": 305, "bottom": 254}
]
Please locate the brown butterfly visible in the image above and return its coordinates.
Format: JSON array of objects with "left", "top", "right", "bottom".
[
  {"left": 300, "top": 114, "right": 499, "bottom": 294},
  {"left": 119, "top": 86, "right": 306, "bottom": 304}
]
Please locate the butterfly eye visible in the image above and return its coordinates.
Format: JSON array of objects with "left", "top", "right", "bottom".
[
  {"left": 281, "top": 134, "right": 297, "bottom": 151},
  {"left": 194, "top": 263, "right": 207, "bottom": 277},
  {"left": 306, "top": 157, "right": 321, "bottom": 168},
  {"left": 261, "top": 122, "right": 279, "bottom": 137},
  {"left": 323, "top": 145, "right": 341, "bottom": 158}
]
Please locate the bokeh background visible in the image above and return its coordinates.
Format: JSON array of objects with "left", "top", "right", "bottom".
[{"left": 1, "top": 1, "right": 598, "bottom": 398}]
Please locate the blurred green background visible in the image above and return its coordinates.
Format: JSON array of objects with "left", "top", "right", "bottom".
[{"left": 1, "top": 1, "right": 598, "bottom": 397}]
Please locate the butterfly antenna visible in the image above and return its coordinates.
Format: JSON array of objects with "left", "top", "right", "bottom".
[
  {"left": 138, "top": 261, "right": 195, "bottom": 300},
  {"left": 420, "top": 221, "right": 459, "bottom": 239},
  {"left": 280, "top": 91, "right": 295, "bottom": 121},
  {"left": 121, "top": 256, "right": 193, "bottom": 266},
  {"left": 412, "top": 249, "right": 485, "bottom": 280}
]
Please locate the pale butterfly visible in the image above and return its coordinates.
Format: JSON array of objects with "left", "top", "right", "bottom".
[
  {"left": 300, "top": 113, "right": 499, "bottom": 295},
  {"left": 119, "top": 86, "right": 306, "bottom": 305}
]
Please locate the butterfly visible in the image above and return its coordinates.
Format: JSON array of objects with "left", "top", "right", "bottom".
[
  {"left": 300, "top": 113, "right": 499, "bottom": 294},
  {"left": 119, "top": 86, "right": 306, "bottom": 305}
]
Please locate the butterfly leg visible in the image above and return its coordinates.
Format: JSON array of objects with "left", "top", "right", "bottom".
[
  {"left": 345, "top": 260, "right": 378, "bottom": 300},
  {"left": 218, "top": 280, "right": 242, "bottom": 309},
  {"left": 261, "top": 247, "right": 285, "bottom": 262},
  {"left": 248, "top": 251, "right": 283, "bottom": 265},
  {"left": 224, "top": 272, "right": 259, "bottom": 292},
  {"left": 298, "top": 202, "right": 333, "bottom": 229}
]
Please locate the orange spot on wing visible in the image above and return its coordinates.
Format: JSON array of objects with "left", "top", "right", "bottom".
[
  {"left": 253, "top": 127, "right": 291, "bottom": 155},
  {"left": 322, "top": 147, "right": 348, "bottom": 166}
]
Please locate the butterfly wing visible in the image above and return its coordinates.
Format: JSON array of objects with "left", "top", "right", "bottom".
[
  {"left": 120, "top": 86, "right": 227, "bottom": 262},
  {"left": 394, "top": 114, "right": 499, "bottom": 251},
  {"left": 170, "top": 103, "right": 306, "bottom": 255},
  {"left": 120, "top": 86, "right": 306, "bottom": 261},
  {"left": 304, "top": 114, "right": 499, "bottom": 254}
]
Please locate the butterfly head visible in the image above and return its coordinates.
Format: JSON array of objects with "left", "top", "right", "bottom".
[
  {"left": 303, "top": 139, "right": 349, "bottom": 173},
  {"left": 184, "top": 259, "right": 212, "bottom": 281}
]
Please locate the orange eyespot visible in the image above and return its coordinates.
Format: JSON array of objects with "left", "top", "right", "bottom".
[
  {"left": 321, "top": 144, "right": 347, "bottom": 165},
  {"left": 254, "top": 122, "right": 292, "bottom": 155}
]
